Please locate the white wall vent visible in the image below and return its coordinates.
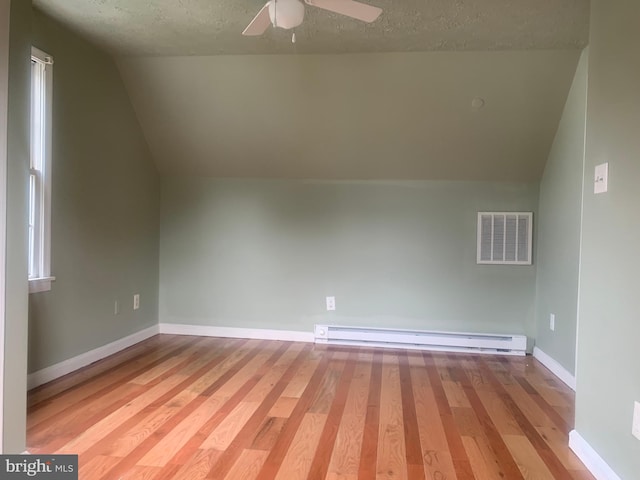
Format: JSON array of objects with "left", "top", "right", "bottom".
[{"left": 477, "top": 212, "right": 532, "bottom": 265}]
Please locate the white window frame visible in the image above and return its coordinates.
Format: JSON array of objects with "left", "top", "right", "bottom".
[{"left": 29, "top": 46, "right": 54, "bottom": 293}]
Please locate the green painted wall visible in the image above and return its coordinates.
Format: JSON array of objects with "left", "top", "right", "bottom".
[
  {"left": 533, "top": 49, "right": 588, "bottom": 375},
  {"left": 27, "top": 11, "right": 161, "bottom": 373},
  {"left": 160, "top": 178, "right": 538, "bottom": 337},
  {"left": 4, "top": 0, "right": 30, "bottom": 453},
  {"left": 574, "top": 1, "right": 640, "bottom": 478}
]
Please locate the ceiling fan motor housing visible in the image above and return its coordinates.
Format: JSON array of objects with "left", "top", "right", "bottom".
[{"left": 269, "top": 0, "right": 305, "bottom": 29}]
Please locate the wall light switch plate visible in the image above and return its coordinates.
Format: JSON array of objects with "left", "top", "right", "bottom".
[
  {"left": 632, "top": 401, "right": 640, "bottom": 440},
  {"left": 594, "top": 162, "right": 609, "bottom": 194},
  {"left": 133, "top": 294, "right": 140, "bottom": 310},
  {"left": 550, "top": 313, "right": 555, "bottom": 331},
  {"left": 326, "top": 296, "right": 336, "bottom": 311}
]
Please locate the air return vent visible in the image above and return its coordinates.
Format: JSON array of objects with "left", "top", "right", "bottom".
[{"left": 477, "top": 212, "right": 532, "bottom": 265}]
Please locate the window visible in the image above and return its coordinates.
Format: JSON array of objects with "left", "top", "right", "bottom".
[
  {"left": 477, "top": 212, "right": 533, "bottom": 265},
  {"left": 29, "top": 47, "right": 54, "bottom": 293}
]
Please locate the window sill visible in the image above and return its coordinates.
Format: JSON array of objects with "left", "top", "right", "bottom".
[{"left": 29, "top": 276, "right": 55, "bottom": 294}]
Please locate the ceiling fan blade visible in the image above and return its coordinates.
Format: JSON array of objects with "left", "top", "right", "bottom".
[
  {"left": 304, "top": 0, "right": 382, "bottom": 23},
  {"left": 242, "top": 3, "right": 272, "bottom": 36}
]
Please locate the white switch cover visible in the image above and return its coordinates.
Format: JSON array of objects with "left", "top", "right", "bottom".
[
  {"left": 549, "top": 313, "right": 555, "bottom": 331},
  {"left": 133, "top": 294, "right": 140, "bottom": 310},
  {"left": 632, "top": 401, "right": 640, "bottom": 440},
  {"left": 114, "top": 300, "right": 120, "bottom": 315},
  {"left": 594, "top": 162, "right": 609, "bottom": 194},
  {"left": 326, "top": 296, "right": 336, "bottom": 311}
]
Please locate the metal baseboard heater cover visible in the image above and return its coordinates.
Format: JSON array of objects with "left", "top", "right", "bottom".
[{"left": 314, "top": 325, "right": 526, "bottom": 356}]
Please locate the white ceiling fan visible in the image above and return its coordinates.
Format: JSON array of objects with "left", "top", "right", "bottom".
[{"left": 242, "top": 0, "right": 382, "bottom": 36}]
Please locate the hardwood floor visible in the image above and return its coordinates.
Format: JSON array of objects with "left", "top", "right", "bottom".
[{"left": 27, "top": 335, "right": 594, "bottom": 479}]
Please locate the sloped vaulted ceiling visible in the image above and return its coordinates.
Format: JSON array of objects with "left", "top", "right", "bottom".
[
  {"left": 34, "top": 0, "right": 590, "bottom": 180},
  {"left": 116, "top": 51, "right": 581, "bottom": 181}
]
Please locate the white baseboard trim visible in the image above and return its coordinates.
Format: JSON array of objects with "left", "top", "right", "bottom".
[
  {"left": 158, "top": 323, "right": 314, "bottom": 343},
  {"left": 569, "top": 430, "right": 621, "bottom": 480},
  {"left": 27, "top": 325, "right": 160, "bottom": 390},
  {"left": 532, "top": 346, "right": 576, "bottom": 390}
]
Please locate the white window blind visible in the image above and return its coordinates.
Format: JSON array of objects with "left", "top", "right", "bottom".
[{"left": 29, "top": 47, "right": 54, "bottom": 293}]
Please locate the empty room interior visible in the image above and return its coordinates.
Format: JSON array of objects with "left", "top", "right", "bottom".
[{"left": 2, "top": 0, "right": 639, "bottom": 478}]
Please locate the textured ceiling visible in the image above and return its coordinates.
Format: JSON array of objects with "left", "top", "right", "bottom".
[
  {"left": 33, "top": 0, "right": 590, "bottom": 56},
  {"left": 33, "top": 1, "right": 589, "bottom": 181}
]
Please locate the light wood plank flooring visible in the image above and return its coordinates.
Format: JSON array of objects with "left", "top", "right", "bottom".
[{"left": 27, "top": 335, "right": 594, "bottom": 479}]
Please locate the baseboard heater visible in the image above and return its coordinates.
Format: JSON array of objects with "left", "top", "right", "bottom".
[{"left": 314, "top": 325, "right": 527, "bottom": 356}]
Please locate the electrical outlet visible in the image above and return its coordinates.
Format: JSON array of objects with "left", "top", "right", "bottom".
[
  {"left": 326, "top": 296, "right": 336, "bottom": 311},
  {"left": 549, "top": 313, "right": 555, "bottom": 331},
  {"left": 133, "top": 294, "right": 140, "bottom": 310},
  {"left": 632, "top": 401, "right": 640, "bottom": 440},
  {"left": 114, "top": 300, "right": 120, "bottom": 315}
]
